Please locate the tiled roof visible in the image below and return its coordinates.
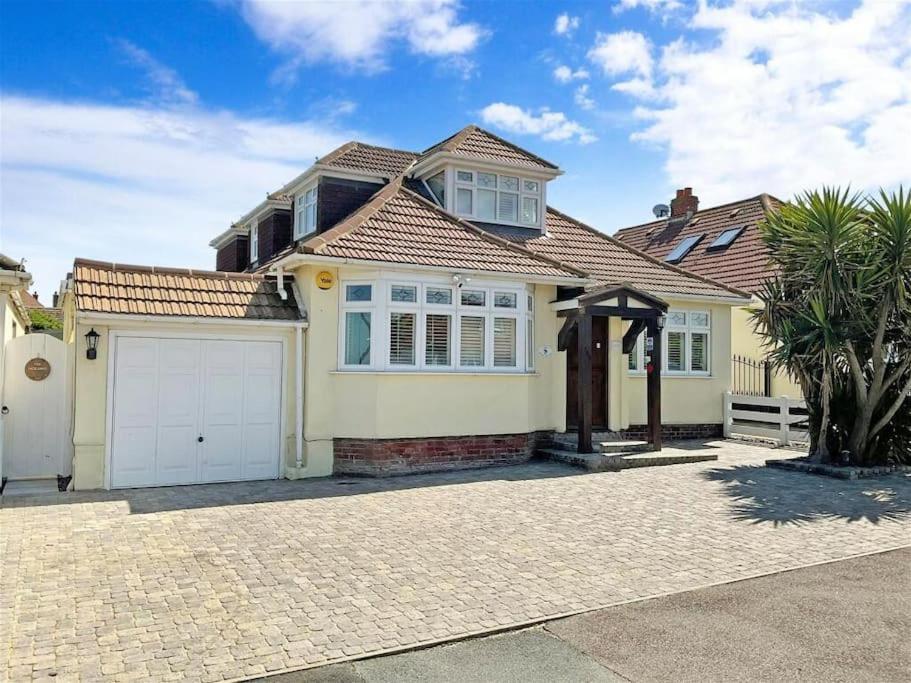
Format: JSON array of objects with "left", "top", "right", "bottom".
[
  {"left": 318, "top": 142, "right": 418, "bottom": 178},
  {"left": 73, "top": 259, "right": 302, "bottom": 320},
  {"left": 614, "top": 195, "right": 783, "bottom": 293},
  {"left": 501, "top": 208, "right": 750, "bottom": 300},
  {"left": 19, "top": 290, "right": 42, "bottom": 308},
  {"left": 299, "top": 181, "right": 586, "bottom": 280},
  {"left": 419, "top": 125, "right": 559, "bottom": 171}
]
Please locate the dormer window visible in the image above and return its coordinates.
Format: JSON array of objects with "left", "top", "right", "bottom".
[
  {"left": 426, "top": 172, "right": 445, "bottom": 205},
  {"left": 453, "top": 168, "right": 543, "bottom": 228},
  {"left": 249, "top": 221, "right": 259, "bottom": 262},
  {"left": 295, "top": 184, "right": 318, "bottom": 238}
]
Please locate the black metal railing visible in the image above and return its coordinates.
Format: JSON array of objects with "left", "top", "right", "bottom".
[{"left": 731, "top": 355, "right": 772, "bottom": 397}]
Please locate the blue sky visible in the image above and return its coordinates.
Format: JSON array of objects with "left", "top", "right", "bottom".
[{"left": 2, "top": 0, "right": 910, "bottom": 299}]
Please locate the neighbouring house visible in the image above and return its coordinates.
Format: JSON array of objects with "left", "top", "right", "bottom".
[
  {"left": 60, "top": 125, "right": 751, "bottom": 490},
  {"left": 0, "top": 254, "right": 34, "bottom": 483},
  {"left": 615, "top": 188, "right": 801, "bottom": 398},
  {"left": 19, "top": 289, "right": 65, "bottom": 338}
]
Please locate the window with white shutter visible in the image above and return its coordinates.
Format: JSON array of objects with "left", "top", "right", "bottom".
[
  {"left": 493, "top": 318, "right": 516, "bottom": 367},
  {"left": 389, "top": 312, "right": 416, "bottom": 365},
  {"left": 667, "top": 331, "right": 686, "bottom": 372},
  {"left": 657, "top": 310, "right": 711, "bottom": 376},
  {"left": 425, "top": 314, "right": 451, "bottom": 366},
  {"left": 691, "top": 332, "right": 708, "bottom": 372},
  {"left": 459, "top": 316, "right": 485, "bottom": 367},
  {"left": 497, "top": 192, "right": 518, "bottom": 222},
  {"left": 449, "top": 168, "right": 544, "bottom": 228}
]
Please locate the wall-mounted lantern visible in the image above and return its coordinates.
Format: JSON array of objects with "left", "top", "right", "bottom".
[{"left": 85, "top": 328, "right": 100, "bottom": 360}]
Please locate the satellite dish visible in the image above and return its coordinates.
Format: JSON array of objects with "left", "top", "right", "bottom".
[{"left": 653, "top": 204, "right": 670, "bottom": 218}]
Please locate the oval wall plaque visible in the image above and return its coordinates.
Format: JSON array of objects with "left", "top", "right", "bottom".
[{"left": 25, "top": 357, "right": 51, "bottom": 382}]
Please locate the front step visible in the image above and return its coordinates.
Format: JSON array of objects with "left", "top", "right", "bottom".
[
  {"left": 599, "top": 440, "right": 650, "bottom": 454},
  {"left": 538, "top": 447, "right": 718, "bottom": 472}
]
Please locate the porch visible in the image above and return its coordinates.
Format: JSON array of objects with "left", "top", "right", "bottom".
[{"left": 556, "top": 284, "right": 668, "bottom": 454}]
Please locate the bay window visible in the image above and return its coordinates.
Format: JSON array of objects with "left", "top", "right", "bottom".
[
  {"left": 452, "top": 168, "right": 544, "bottom": 228},
  {"left": 627, "top": 310, "right": 711, "bottom": 376},
  {"left": 339, "top": 278, "right": 534, "bottom": 372}
]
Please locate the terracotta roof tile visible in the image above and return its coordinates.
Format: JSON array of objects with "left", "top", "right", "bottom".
[
  {"left": 419, "top": 125, "right": 558, "bottom": 171},
  {"left": 614, "top": 195, "right": 783, "bottom": 293},
  {"left": 318, "top": 142, "right": 418, "bottom": 177},
  {"left": 298, "top": 181, "right": 586, "bottom": 280},
  {"left": 503, "top": 208, "right": 749, "bottom": 300},
  {"left": 73, "top": 259, "right": 302, "bottom": 321}
]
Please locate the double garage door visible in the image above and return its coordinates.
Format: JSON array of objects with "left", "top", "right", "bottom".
[{"left": 110, "top": 336, "right": 283, "bottom": 488}]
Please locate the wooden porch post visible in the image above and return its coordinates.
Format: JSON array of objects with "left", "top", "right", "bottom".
[
  {"left": 577, "top": 309, "right": 593, "bottom": 454},
  {"left": 646, "top": 318, "right": 662, "bottom": 451}
]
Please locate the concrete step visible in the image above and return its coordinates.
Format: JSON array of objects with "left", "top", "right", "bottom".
[
  {"left": 599, "top": 440, "right": 650, "bottom": 454},
  {"left": 538, "top": 448, "right": 718, "bottom": 473}
]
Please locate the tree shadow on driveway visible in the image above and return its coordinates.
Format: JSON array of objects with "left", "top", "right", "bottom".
[{"left": 702, "top": 464, "right": 911, "bottom": 526}]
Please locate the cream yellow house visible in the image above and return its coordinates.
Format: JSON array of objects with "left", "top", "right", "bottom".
[
  {"left": 616, "top": 188, "right": 802, "bottom": 398},
  {"left": 0, "top": 254, "right": 33, "bottom": 484},
  {"left": 61, "top": 126, "right": 751, "bottom": 490}
]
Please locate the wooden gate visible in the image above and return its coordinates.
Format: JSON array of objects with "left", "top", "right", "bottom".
[{"left": 2, "top": 333, "right": 71, "bottom": 480}]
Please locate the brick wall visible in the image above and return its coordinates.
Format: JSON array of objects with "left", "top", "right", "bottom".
[
  {"left": 317, "top": 176, "right": 384, "bottom": 233},
  {"left": 253, "top": 209, "right": 292, "bottom": 266},
  {"left": 334, "top": 432, "right": 549, "bottom": 476},
  {"left": 610, "top": 424, "right": 723, "bottom": 440}
]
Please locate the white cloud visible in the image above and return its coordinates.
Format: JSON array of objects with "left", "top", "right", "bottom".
[
  {"left": 602, "top": 0, "right": 911, "bottom": 202},
  {"left": 239, "top": 0, "right": 485, "bottom": 74},
  {"left": 115, "top": 39, "right": 198, "bottom": 105},
  {"left": 574, "top": 84, "right": 596, "bottom": 110},
  {"left": 588, "top": 31, "right": 653, "bottom": 78},
  {"left": 553, "top": 65, "right": 590, "bottom": 83},
  {"left": 554, "top": 13, "right": 580, "bottom": 36},
  {"left": 0, "top": 95, "right": 356, "bottom": 299},
  {"left": 613, "top": 0, "right": 682, "bottom": 14},
  {"left": 479, "top": 103, "right": 596, "bottom": 144}
]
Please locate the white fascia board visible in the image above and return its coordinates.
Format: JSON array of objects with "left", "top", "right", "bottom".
[
  {"left": 278, "top": 165, "right": 388, "bottom": 198},
  {"left": 234, "top": 198, "right": 293, "bottom": 230},
  {"left": 272, "top": 252, "right": 590, "bottom": 286},
  {"left": 410, "top": 152, "right": 563, "bottom": 180},
  {"left": 658, "top": 292, "right": 753, "bottom": 306},
  {"left": 550, "top": 298, "right": 580, "bottom": 311},
  {"left": 76, "top": 311, "right": 307, "bottom": 329},
  {"left": 208, "top": 225, "right": 249, "bottom": 249}
]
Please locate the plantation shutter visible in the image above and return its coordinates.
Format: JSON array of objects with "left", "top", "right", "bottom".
[
  {"left": 493, "top": 318, "right": 516, "bottom": 367},
  {"left": 497, "top": 192, "right": 518, "bottom": 222},
  {"left": 425, "top": 314, "right": 451, "bottom": 366},
  {"left": 691, "top": 332, "right": 708, "bottom": 372},
  {"left": 459, "top": 316, "right": 485, "bottom": 367},
  {"left": 667, "top": 331, "right": 686, "bottom": 371},
  {"left": 389, "top": 312, "right": 416, "bottom": 365}
]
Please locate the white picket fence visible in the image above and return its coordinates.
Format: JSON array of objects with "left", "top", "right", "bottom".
[{"left": 723, "top": 391, "right": 809, "bottom": 446}]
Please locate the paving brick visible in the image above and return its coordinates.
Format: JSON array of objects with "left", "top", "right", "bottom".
[{"left": 2, "top": 440, "right": 908, "bottom": 682}]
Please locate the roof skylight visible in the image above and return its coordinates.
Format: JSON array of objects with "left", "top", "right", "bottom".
[
  {"left": 708, "top": 227, "right": 744, "bottom": 250},
  {"left": 665, "top": 234, "right": 704, "bottom": 263}
]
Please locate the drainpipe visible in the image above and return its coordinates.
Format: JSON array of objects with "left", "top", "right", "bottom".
[
  {"left": 295, "top": 324, "right": 304, "bottom": 470},
  {"left": 276, "top": 267, "right": 288, "bottom": 301}
]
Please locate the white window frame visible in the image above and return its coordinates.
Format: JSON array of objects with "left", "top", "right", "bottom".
[
  {"left": 626, "top": 310, "right": 712, "bottom": 377},
  {"left": 249, "top": 221, "right": 259, "bottom": 262},
  {"left": 338, "top": 281, "right": 376, "bottom": 370},
  {"left": 452, "top": 167, "right": 545, "bottom": 229},
  {"left": 338, "top": 274, "right": 531, "bottom": 373},
  {"left": 525, "top": 290, "right": 535, "bottom": 370},
  {"left": 295, "top": 183, "right": 318, "bottom": 239}
]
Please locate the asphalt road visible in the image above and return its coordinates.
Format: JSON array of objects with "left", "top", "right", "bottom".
[{"left": 260, "top": 548, "right": 910, "bottom": 682}]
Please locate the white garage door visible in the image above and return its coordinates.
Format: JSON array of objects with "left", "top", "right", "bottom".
[{"left": 110, "top": 336, "right": 283, "bottom": 488}]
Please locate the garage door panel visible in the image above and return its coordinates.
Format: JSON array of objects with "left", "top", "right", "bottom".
[
  {"left": 111, "top": 336, "right": 283, "bottom": 488},
  {"left": 155, "top": 340, "right": 201, "bottom": 485}
]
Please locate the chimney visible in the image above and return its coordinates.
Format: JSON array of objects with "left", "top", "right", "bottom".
[{"left": 670, "top": 187, "right": 699, "bottom": 220}]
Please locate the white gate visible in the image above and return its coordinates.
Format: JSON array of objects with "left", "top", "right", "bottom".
[
  {"left": 723, "top": 392, "right": 809, "bottom": 446},
  {"left": 2, "top": 334, "right": 71, "bottom": 480}
]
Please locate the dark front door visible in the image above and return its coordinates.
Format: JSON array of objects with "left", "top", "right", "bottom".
[{"left": 567, "top": 316, "right": 609, "bottom": 429}]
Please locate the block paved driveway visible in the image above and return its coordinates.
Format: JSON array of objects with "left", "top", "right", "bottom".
[{"left": 2, "top": 440, "right": 909, "bottom": 682}]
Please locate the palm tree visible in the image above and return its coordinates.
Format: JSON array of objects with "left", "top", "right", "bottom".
[{"left": 754, "top": 187, "right": 911, "bottom": 465}]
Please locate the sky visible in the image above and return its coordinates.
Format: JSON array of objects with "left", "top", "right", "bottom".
[{"left": 1, "top": 0, "right": 910, "bottom": 301}]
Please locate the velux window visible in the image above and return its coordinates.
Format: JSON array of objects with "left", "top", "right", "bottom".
[
  {"left": 339, "top": 279, "right": 533, "bottom": 373},
  {"left": 665, "top": 234, "right": 704, "bottom": 263},
  {"left": 627, "top": 310, "right": 711, "bottom": 376},
  {"left": 708, "top": 227, "right": 744, "bottom": 250}
]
